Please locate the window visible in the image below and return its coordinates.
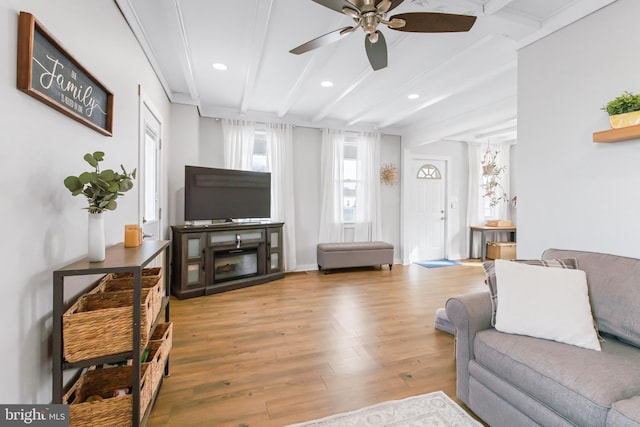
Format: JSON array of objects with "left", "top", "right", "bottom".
[
  {"left": 343, "top": 139, "right": 358, "bottom": 222},
  {"left": 417, "top": 164, "right": 442, "bottom": 180},
  {"left": 252, "top": 129, "right": 268, "bottom": 172},
  {"left": 143, "top": 125, "right": 160, "bottom": 222}
]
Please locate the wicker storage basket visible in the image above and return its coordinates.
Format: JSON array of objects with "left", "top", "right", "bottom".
[
  {"left": 63, "top": 289, "right": 155, "bottom": 362},
  {"left": 109, "top": 267, "right": 162, "bottom": 280},
  {"left": 145, "top": 322, "right": 173, "bottom": 392},
  {"left": 64, "top": 365, "right": 152, "bottom": 427},
  {"left": 100, "top": 275, "right": 163, "bottom": 323},
  {"left": 101, "top": 267, "right": 164, "bottom": 301}
]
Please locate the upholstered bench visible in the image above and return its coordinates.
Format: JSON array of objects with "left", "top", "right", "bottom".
[{"left": 317, "top": 241, "right": 394, "bottom": 271}]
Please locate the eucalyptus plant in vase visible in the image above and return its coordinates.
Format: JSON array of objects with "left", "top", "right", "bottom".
[{"left": 64, "top": 151, "right": 136, "bottom": 261}]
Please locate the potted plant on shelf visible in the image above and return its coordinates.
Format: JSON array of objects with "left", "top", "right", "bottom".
[
  {"left": 602, "top": 91, "right": 640, "bottom": 129},
  {"left": 64, "top": 151, "right": 136, "bottom": 262},
  {"left": 481, "top": 148, "right": 509, "bottom": 208}
]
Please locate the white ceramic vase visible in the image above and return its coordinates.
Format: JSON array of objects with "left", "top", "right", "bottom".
[{"left": 88, "top": 212, "right": 105, "bottom": 262}]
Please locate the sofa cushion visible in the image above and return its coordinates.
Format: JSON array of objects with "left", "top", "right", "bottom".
[
  {"left": 482, "top": 258, "right": 578, "bottom": 326},
  {"left": 607, "top": 396, "right": 640, "bottom": 427},
  {"left": 473, "top": 329, "right": 640, "bottom": 427},
  {"left": 493, "top": 259, "right": 600, "bottom": 350},
  {"left": 543, "top": 249, "right": 640, "bottom": 348}
]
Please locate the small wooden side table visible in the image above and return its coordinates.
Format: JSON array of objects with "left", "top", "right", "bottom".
[{"left": 469, "top": 225, "right": 517, "bottom": 261}]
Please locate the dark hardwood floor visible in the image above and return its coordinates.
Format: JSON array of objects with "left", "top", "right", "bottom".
[{"left": 148, "top": 261, "right": 487, "bottom": 427}]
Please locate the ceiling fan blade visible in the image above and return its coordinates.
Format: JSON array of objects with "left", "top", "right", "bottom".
[
  {"left": 290, "top": 27, "right": 354, "bottom": 55},
  {"left": 312, "top": 0, "right": 361, "bottom": 14},
  {"left": 365, "top": 31, "right": 388, "bottom": 71},
  {"left": 375, "top": 0, "right": 405, "bottom": 12},
  {"left": 389, "top": 12, "right": 477, "bottom": 33}
]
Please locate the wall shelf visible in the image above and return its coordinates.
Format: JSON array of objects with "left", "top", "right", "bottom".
[{"left": 593, "top": 124, "right": 640, "bottom": 143}]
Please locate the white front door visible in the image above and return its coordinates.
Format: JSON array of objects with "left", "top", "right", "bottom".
[
  {"left": 407, "top": 158, "right": 447, "bottom": 262},
  {"left": 139, "top": 88, "right": 163, "bottom": 242}
]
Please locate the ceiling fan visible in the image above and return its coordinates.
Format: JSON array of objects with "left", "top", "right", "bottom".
[{"left": 289, "top": 0, "right": 477, "bottom": 71}]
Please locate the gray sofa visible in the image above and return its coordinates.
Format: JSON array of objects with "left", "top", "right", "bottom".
[{"left": 446, "top": 248, "right": 640, "bottom": 427}]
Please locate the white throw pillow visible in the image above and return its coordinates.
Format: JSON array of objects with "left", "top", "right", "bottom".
[{"left": 494, "top": 259, "right": 601, "bottom": 351}]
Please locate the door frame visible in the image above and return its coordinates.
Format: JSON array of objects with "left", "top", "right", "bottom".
[
  {"left": 138, "top": 85, "right": 164, "bottom": 240},
  {"left": 402, "top": 153, "right": 451, "bottom": 264}
]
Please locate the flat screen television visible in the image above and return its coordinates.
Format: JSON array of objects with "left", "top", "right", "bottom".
[{"left": 184, "top": 166, "right": 271, "bottom": 222}]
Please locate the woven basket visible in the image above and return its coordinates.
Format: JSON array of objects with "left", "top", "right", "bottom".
[
  {"left": 101, "top": 267, "right": 164, "bottom": 301},
  {"left": 100, "top": 275, "right": 163, "bottom": 323},
  {"left": 64, "top": 365, "right": 152, "bottom": 427},
  {"left": 145, "top": 322, "right": 173, "bottom": 392},
  {"left": 63, "top": 289, "right": 155, "bottom": 363},
  {"left": 109, "top": 267, "right": 162, "bottom": 280}
]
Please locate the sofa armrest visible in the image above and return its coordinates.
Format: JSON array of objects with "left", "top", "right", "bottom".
[{"left": 445, "top": 290, "right": 493, "bottom": 405}]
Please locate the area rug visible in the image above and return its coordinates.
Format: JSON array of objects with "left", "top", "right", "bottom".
[
  {"left": 414, "top": 259, "right": 462, "bottom": 268},
  {"left": 285, "top": 390, "right": 482, "bottom": 427}
]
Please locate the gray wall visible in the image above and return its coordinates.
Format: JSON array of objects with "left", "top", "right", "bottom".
[
  {"left": 167, "top": 115, "right": 402, "bottom": 269},
  {"left": 517, "top": 0, "right": 640, "bottom": 259},
  {"left": 0, "top": 0, "right": 170, "bottom": 403}
]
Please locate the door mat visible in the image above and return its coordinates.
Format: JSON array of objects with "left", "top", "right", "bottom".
[{"left": 415, "top": 259, "right": 462, "bottom": 268}]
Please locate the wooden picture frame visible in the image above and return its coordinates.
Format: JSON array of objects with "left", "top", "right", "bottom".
[{"left": 17, "top": 11, "right": 114, "bottom": 136}]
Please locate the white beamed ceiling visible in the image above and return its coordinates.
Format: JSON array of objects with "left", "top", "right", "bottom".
[{"left": 116, "top": 0, "right": 616, "bottom": 144}]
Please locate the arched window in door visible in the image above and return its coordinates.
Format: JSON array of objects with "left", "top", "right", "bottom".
[{"left": 417, "top": 164, "right": 442, "bottom": 180}]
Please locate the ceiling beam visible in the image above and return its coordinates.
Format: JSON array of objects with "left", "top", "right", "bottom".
[
  {"left": 402, "top": 96, "right": 517, "bottom": 147},
  {"left": 278, "top": 15, "right": 352, "bottom": 118},
  {"left": 172, "top": 0, "right": 199, "bottom": 102},
  {"left": 484, "top": 0, "right": 515, "bottom": 15},
  {"left": 240, "top": 0, "right": 274, "bottom": 113},
  {"left": 310, "top": 34, "right": 409, "bottom": 124},
  {"left": 115, "top": 0, "right": 175, "bottom": 102},
  {"left": 379, "top": 59, "right": 516, "bottom": 129},
  {"left": 346, "top": 35, "right": 496, "bottom": 127},
  {"left": 517, "top": 0, "right": 617, "bottom": 49}
]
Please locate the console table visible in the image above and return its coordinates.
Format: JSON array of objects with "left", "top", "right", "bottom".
[
  {"left": 469, "top": 225, "right": 517, "bottom": 261},
  {"left": 52, "top": 241, "right": 171, "bottom": 426}
]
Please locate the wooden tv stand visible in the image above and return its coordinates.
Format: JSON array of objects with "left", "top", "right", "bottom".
[{"left": 171, "top": 222, "right": 284, "bottom": 299}]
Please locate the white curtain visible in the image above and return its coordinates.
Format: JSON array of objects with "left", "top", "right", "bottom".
[
  {"left": 467, "top": 141, "right": 511, "bottom": 256},
  {"left": 318, "top": 129, "right": 382, "bottom": 243},
  {"left": 318, "top": 129, "right": 345, "bottom": 243},
  {"left": 221, "top": 119, "right": 255, "bottom": 170},
  {"left": 354, "top": 131, "right": 381, "bottom": 241},
  {"left": 266, "top": 123, "right": 297, "bottom": 271}
]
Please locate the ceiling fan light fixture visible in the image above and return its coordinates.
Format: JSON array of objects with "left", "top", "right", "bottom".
[
  {"left": 386, "top": 18, "right": 406, "bottom": 28},
  {"left": 212, "top": 63, "right": 227, "bottom": 71},
  {"left": 342, "top": 7, "right": 360, "bottom": 19}
]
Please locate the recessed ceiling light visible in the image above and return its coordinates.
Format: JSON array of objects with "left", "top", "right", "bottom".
[
  {"left": 212, "top": 63, "right": 227, "bottom": 71},
  {"left": 320, "top": 80, "right": 334, "bottom": 88},
  {"left": 408, "top": 93, "right": 420, "bottom": 100}
]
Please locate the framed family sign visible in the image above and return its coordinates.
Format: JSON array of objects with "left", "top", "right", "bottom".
[{"left": 17, "top": 12, "right": 114, "bottom": 136}]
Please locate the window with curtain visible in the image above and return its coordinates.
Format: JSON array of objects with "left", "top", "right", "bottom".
[
  {"left": 221, "top": 119, "right": 297, "bottom": 271},
  {"left": 318, "top": 130, "right": 381, "bottom": 243},
  {"left": 343, "top": 139, "right": 358, "bottom": 222}
]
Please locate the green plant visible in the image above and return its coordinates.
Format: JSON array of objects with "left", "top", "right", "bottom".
[
  {"left": 602, "top": 91, "right": 640, "bottom": 116},
  {"left": 63, "top": 151, "right": 136, "bottom": 213}
]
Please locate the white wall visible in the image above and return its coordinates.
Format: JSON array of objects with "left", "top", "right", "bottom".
[
  {"left": 166, "top": 116, "right": 403, "bottom": 269},
  {"left": 0, "top": 0, "right": 170, "bottom": 403},
  {"left": 518, "top": 0, "right": 640, "bottom": 259}
]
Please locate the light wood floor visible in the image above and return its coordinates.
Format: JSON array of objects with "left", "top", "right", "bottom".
[{"left": 147, "top": 261, "right": 488, "bottom": 427}]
